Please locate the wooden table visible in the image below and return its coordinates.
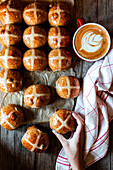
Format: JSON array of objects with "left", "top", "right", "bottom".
[{"left": 0, "top": 0, "right": 113, "bottom": 170}]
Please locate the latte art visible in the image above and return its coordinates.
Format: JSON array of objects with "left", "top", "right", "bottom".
[
  {"left": 80, "top": 31, "right": 103, "bottom": 52},
  {"left": 75, "top": 24, "right": 110, "bottom": 60}
]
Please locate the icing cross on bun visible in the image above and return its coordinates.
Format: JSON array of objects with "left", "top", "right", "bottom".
[
  {"left": 48, "top": 49, "right": 72, "bottom": 71},
  {"left": 23, "top": 2, "right": 47, "bottom": 25},
  {"left": 23, "top": 26, "right": 47, "bottom": 48},
  {"left": 24, "top": 84, "right": 51, "bottom": 108},
  {"left": 0, "top": 104, "right": 24, "bottom": 130},
  {"left": 0, "top": 46, "right": 22, "bottom": 69},
  {"left": 21, "top": 126, "right": 49, "bottom": 153},
  {"left": 0, "top": 24, "right": 22, "bottom": 46},
  {"left": 50, "top": 109, "right": 75, "bottom": 134},
  {"left": 48, "top": 26, "right": 70, "bottom": 48},
  {"left": 23, "top": 49, "right": 47, "bottom": 71},
  {"left": 0, "top": 0, "right": 22, "bottom": 25},
  {"left": 0, "top": 69, "right": 22, "bottom": 93},
  {"left": 56, "top": 76, "right": 80, "bottom": 99},
  {"left": 48, "top": 2, "right": 71, "bottom": 26}
]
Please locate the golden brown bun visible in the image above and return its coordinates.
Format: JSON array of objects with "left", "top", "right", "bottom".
[
  {"left": 21, "top": 126, "right": 49, "bottom": 153},
  {"left": 23, "top": 26, "right": 47, "bottom": 48},
  {"left": 0, "top": 24, "right": 22, "bottom": 46},
  {"left": 0, "top": 104, "right": 24, "bottom": 130},
  {"left": 48, "top": 49, "right": 72, "bottom": 71},
  {"left": 56, "top": 76, "right": 80, "bottom": 99},
  {"left": 23, "top": 49, "right": 47, "bottom": 71},
  {"left": 48, "top": 2, "right": 71, "bottom": 26},
  {"left": 0, "top": 69, "right": 22, "bottom": 93},
  {"left": 50, "top": 109, "right": 75, "bottom": 134},
  {"left": 23, "top": 2, "right": 47, "bottom": 25},
  {"left": 24, "top": 84, "right": 51, "bottom": 108},
  {"left": 0, "top": 0, "right": 22, "bottom": 25},
  {"left": 0, "top": 46, "right": 22, "bottom": 69},
  {"left": 48, "top": 26, "right": 70, "bottom": 48}
]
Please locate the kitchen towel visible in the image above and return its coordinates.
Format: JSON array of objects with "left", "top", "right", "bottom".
[{"left": 56, "top": 47, "right": 113, "bottom": 169}]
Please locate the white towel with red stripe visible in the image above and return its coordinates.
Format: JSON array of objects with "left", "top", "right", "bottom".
[{"left": 56, "top": 49, "right": 113, "bottom": 169}]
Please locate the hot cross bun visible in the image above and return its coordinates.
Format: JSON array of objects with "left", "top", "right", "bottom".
[
  {"left": 23, "top": 49, "right": 47, "bottom": 71},
  {"left": 0, "top": 0, "right": 22, "bottom": 25},
  {"left": 23, "top": 26, "right": 47, "bottom": 48},
  {"left": 0, "top": 24, "right": 22, "bottom": 46},
  {"left": 0, "top": 69, "right": 22, "bottom": 93},
  {"left": 0, "top": 46, "right": 22, "bottom": 69},
  {"left": 48, "top": 49, "right": 72, "bottom": 71},
  {"left": 48, "top": 2, "right": 71, "bottom": 26},
  {"left": 21, "top": 126, "right": 49, "bottom": 153},
  {"left": 0, "top": 104, "right": 24, "bottom": 130},
  {"left": 56, "top": 76, "right": 80, "bottom": 99},
  {"left": 24, "top": 84, "right": 51, "bottom": 108},
  {"left": 48, "top": 26, "right": 70, "bottom": 48},
  {"left": 50, "top": 109, "right": 75, "bottom": 134},
  {"left": 23, "top": 2, "right": 47, "bottom": 25}
]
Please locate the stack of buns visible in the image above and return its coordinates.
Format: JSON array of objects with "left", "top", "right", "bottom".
[{"left": 0, "top": 0, "right": 23, "bottom": 93}]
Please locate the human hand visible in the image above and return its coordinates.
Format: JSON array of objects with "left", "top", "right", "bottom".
[{"left": 53, "top": 112, "right": 85, "bottom": 170}]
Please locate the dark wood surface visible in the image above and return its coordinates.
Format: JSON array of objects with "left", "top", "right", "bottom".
[{"left": 0, "top": 0, "right": 113, "bottom": 170}]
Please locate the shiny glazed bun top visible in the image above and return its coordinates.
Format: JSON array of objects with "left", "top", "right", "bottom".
[
  {"left": 23, "top": 2, "right": 47, "bottom": 25},
  {"left": 23, "top": 49, "right": 47, "bottom": 71},
  {"left": 48, "top": 49, "right": 72, "bottom": 71},
  {"left": 24, "top": 84, "right": 51, "bottom": 108},
  {"left": 48, "top": 2, "right": 71, "bottom": 26},
  {"left": 56, "top": 76, "right": 80, "bottom": 99},
  {"left": 23, "top": 26, "right": 47, "bottom": 48},
  {"left": 0, "top": 46, "right": 22, "bottom": 69},
  {"left": 48, "top": 26, "right": 70, "bottom": 49},
  {"left": 0, "top": 104, "right": 24, "bottom": 130},
  {"left": 21, "top": 126, "right": 49, "bottom": 153},
  {"left": 50, "top": 109, "right": 75, "bottom": 134},
  {"left": 0, "top": 69, "right": 22, "bottom": 93},
  {"left": 0, "top": 24, "right": 22, "bottom": 46},
  {"left": 0, "top": 0, "right": 22, "bottom": 25}
]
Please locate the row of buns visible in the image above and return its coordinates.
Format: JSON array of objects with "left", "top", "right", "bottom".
[
  {"left": 0, "top": 104, "right": 75, "bottom": 152},
  {"left": 0, "top": 1, "right": 71, "bottom": 26},
  {"left": 0, "top": 47, "right": 72, "bottom": 71},
  {"left": 0, "top": 24, "right": 70, "bottom": 49}
]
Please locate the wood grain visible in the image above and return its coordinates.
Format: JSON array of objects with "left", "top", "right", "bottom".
[{"left": 0, "top": 0, "right": 113, "bottom": 170}]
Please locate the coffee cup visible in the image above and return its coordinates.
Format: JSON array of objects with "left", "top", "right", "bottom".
[{"left": 73, "top": 18, "right": 111, "bottom": 62}]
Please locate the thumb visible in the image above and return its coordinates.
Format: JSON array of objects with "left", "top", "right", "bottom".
[{"left": 52, "top": 130, "right": 67, "bottom": 147}]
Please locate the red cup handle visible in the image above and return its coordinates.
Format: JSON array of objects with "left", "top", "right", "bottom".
[{"left": 77, "top": 18, "right": 85, "bottom": 28}]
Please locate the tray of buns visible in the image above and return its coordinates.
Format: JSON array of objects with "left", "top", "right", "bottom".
[{"left": 0, "top": 0, "right": 79, "bottom": 127}]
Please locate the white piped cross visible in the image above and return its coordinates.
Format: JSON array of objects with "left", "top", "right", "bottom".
[
  {"left": 57, "top": 77, "right": 80, "bottom": 98},
  {"left": 23, "top": 26, "right": 46, "bottom": 48},
  {"left": 24, "top": 49, "right": 46, "bottom": 69},
  {"left": 23, "top": 129, "right": 43, "bottom": 152},
  {"left": 49, "top": 49, "right": 71, "bottom": 70},
  {"left": 0, "top": 108, "right": 18, "bottom": 129},
  {"left": 55, "top": 114, "right": 72, "bottom": 132},
  {"left": 48, "top": 27, "right": 69, "bottom": 48},
  {"left": 0, "top": 1, "right": 21, "bottom": 24},
  {"left": 0, "top": 69, "right": 22, "bottom": 92},
  {"left": 0, "top": 48, "right": 21, "bottom": 67},
  {"left": 49, "top": 2, "right": 70, "bottom": 24},
  {"left": 0, "top": 25, "right": 21, "bottom": 46},
  {"left": 24, "top": 2, "right": 46, "bottom": 24},
  {"left": 24, "top": 85, "right": 49, "bottom": 108}
]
